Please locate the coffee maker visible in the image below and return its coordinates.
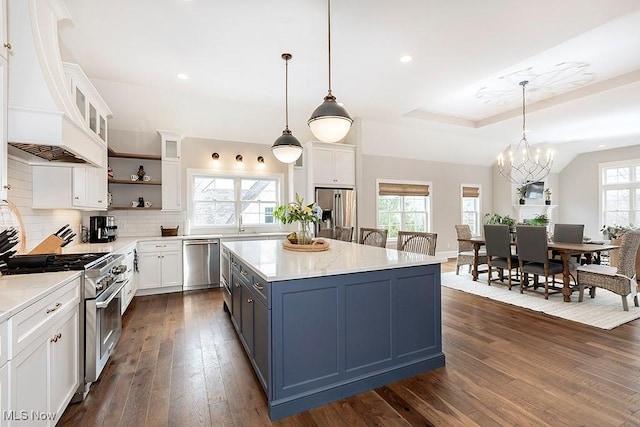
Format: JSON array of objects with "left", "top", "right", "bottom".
[{"left": 89, "top": 216, "right": 117, "bottom": 243}]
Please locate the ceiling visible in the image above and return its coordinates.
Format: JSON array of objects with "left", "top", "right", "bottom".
[{"left": 57, "top": 0, "right": 640, "bottom": 171}]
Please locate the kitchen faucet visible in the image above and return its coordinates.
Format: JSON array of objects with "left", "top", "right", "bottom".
[{"left": 238, "top": 214, "right": 245, "bottom": 232}]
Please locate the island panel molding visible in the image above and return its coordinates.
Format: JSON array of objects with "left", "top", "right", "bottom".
[{"left": 224, "top": 239, "right": 445, "bottom": 421}]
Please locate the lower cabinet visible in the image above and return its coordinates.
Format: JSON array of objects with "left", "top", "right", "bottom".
[
  {"left": 137, "top": 240, "right": 182, "bottom": 293},
  {"left": 119, "top": 245, "right": 138, "bottom": 314},
  {"left": 8, "top": 276, "right": 80, "bottom": 426}
]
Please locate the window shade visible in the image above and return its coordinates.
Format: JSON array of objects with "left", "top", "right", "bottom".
[
  {"left": 462, "top": 186, "right": 480, "bottom": 198},
  {"left": 379, "top": 183, "right": 429, "bottom": 196}
]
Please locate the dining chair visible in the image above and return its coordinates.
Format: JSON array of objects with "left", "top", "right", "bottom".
[
  {"left": 484, "top": 224, "right": 519, "bottom": 290},
  {"left": 334, "top": 226, "right": 354, "bottom": 242},
  {"left": 577, "top": 230, "right": 640, "bottom": 311},
  {"left": 516, "top": 225, "right": 564, "bottom": 299},
  {"left": 396, "top": 231, "right": 437, "bottom": 256},
  {"left": 454, "top": 224, "right": 487, "bottom": 275},
  {"left": 359, "top": 227, "right": 388, "bottom": 248},
  {"left": 552, "top": 223, "right": 585, "bottom": 265}
]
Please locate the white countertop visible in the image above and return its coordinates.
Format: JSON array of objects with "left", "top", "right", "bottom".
[
  {"left": 0, "top": 271, "right": 81, "bottom": 323},
  {"left": 223, "top": 239, "right": 447, "bottom": 282},
  {"left": 62, "top": 232, "right": 290, "bottom": 255}
]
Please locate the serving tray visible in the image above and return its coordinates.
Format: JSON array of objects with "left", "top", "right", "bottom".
[{"left": 282, "top": 239, "right": 330, "bottom": 252}]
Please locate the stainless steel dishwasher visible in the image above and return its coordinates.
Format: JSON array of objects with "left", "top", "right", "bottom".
[{"left": 183, "top": 238, "right": 221, "bottom": 290}]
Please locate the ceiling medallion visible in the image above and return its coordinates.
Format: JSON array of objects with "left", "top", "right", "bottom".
[{"left": 476, "top": 62, "right": 595, "bottom": 106}]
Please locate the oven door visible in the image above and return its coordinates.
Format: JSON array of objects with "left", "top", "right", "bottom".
[{"left": 85, "top": 278, "right": 127, "bottom": 382}]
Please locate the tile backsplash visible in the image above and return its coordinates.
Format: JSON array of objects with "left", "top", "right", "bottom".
[{"left": 82, "top": 210, "right": 186, "bottom": 238}]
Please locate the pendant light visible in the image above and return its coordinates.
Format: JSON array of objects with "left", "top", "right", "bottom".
[
  {"left": 271, "top": 53, "right": 303, "bottom": 164},
  {"left": 497, "top": 80, "right": 553, "bottom": 185},
  {"left": 308, "top": 0, "right": 353, "bottom": 143}
]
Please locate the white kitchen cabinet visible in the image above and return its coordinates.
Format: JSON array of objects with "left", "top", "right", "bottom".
[
  {"left": 0, "top": 0, "right": 8, "bottom": 62},
  {"left": 9, "top": 276, "right": 80, "bottom": 426},
  {"left": 157, "top": 130, "right": 184, "bottom": 212},
  {"left": 161, "top": 160, "right": 181, "bottom": 211},
  {"left": 137, "top": 240, "right": 182, "bottom": 294},
  {"left": 0, "top": 56, "right": 7, "bottom": 200},
  {"left": 306, "top": 141, "right": 356, "bottom": 188},
  {"left": 119, "top": 244, "right": 138, "bottom": 314},
  {"left": 32, "top": 165, "right": 107, "bottom": 210},
  {"left": 63, "top": 62, "right": 112, "bottom": 143},
  {"left": 0, "top": 319, "right": 7, "bottom": 427}
]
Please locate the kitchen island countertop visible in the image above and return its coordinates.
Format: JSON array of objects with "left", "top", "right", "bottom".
[{"left": 223, "top": 238, "right": 447, "bottom": 282}]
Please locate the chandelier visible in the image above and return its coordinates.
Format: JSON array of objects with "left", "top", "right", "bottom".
[{"left": 498, "top": 80, "right": 553, "bottom": 185}]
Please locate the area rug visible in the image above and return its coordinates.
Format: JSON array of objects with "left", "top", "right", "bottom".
[{"left": 441, "top": 272, "right": 640, "bottom": 330}]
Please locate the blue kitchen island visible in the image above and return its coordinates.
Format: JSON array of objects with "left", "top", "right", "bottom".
[{"left": 223, "top": 238, "right": 446, "bottom": 421}]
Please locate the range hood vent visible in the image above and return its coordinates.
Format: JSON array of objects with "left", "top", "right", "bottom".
[
  {"left": 7, "top": 0, "right": 109, "bottom": 167},
  {"left": 8, "top": 143, "right": 86, "bottom": 163}
]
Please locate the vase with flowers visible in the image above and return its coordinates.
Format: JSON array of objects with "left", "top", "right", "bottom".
[{"left": 274, "top": 193, "right": 322, "bottom": 245}]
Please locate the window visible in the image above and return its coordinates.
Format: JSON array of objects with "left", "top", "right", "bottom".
[
  {"left": 189, "top": 171, "right": 281, "bottom": 229},
  {"left": 600, "top": 161, "right": 640, "bottom": 227},
  {"left": 461, "top": 185, "right": 481, "bottom": 235},
  {"left": 377, "top": 181, "right": 431, "bottom": 238}
]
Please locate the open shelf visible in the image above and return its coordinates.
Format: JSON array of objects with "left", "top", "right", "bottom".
[
  {"left": 109, "top": 178, "right": 161, "bottom": 185},
  {"left": 108, "top": 147, "right": 161, "bottom": 160},
  {"left": 108, "top": 206, "right": 162, "bottom": 211}
]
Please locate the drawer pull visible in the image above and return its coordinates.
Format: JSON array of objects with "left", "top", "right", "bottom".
[
  {"left": 241, "top": 271, "right": 248, "bottom": 277},
  {"left": 247, "top": 298, "right": 253, "bottom": 303},
  {"left": 253, "top": 282, "right": 264, "bottom": 291},
  {"left": 50, "top": 333, "right": 61, "bottom": 343},
  {"left": 46, "top": 303, "right": 62, "bottom": 314},
  {"left": 232, "top": 262, "right": 238, "bottom": 267},
  {"left": 234, "top": 282, "right": 240, "bottom": 288}
]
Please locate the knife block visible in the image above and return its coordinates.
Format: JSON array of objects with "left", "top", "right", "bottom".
[{"left": 28, "top": 235, "right": 64, "bottom": 255}]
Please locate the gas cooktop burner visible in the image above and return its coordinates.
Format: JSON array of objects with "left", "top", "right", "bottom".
[{"left": 1, "top": 252, "right": 110, "bottom": 274}]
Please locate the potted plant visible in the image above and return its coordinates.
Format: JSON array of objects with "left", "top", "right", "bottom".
[
  {"left": 544, "top": 188, "right": 552, "bottom": 205},
  {"left": 516, "top": 186, "right": 526, "bottom": 205},
  {"left": 600, "top": 224, "right": 637, "bottom": 267},
  {"left": 529, "top": 214, "right": 549, "bottom": 227},
  {"left": 484, "top": 213, "right": 516, "bottom": 231},
  {"left": 274, "top": 193, "right": 322, "bottom": 245}
]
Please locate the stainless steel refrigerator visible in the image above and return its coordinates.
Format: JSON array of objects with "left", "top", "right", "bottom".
[{"left": 315, "top": 187, "right": 357, "bottom": 240}]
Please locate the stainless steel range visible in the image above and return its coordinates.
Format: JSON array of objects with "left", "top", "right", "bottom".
[{"left": 2, "top": 252, "right": 126, "bottom": 401}]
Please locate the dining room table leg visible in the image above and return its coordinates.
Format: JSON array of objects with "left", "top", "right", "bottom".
[
  {"left": 471, "top": 242, "right": 481, "bottom": 281},
  {"left": 560, "top": 252, "right": 572, "bottom": 302}
]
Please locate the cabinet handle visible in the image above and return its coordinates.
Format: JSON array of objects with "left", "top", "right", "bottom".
[
  {"left": 234, "top": 282, "right": 240, "bottom": 288},
  {"left": 3, "top": 42, "right": 11, "bottom": 50},
  {"left": 2, "top": 184, "right": 10, "bottom": 190},
  {"left": 46, "top": 302, "right": 62, "bottom": 314},
  {"left": 74, "top": 196, "right": 79, "bottom": 200},
  {"left": 241, "top": 271, "right": 248, "bottom": 277},
  {"left": 253, "top": 282, "right": 264, "bottom": 291},
  {"left": 232, "top": 262, "right": 238, "bottom": 267},
  {"left": 247, "top": 298, "right": 253, "bottom": 303},
  {"left": 57, "top": 333, "right": 62, "bottom": 340},
  {"left": 50, "top": 336, "right": 57, "bottom": 343},
  {"left": 98, "top": 200, "right": 103, "bottom": 203}
]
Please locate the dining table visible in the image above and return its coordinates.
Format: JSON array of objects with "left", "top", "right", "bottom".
[{"left": 458, "top": 236, "right": 620, "bottom": 302}]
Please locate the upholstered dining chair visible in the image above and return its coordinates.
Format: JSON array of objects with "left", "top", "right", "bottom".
[
  {"left": 397, "top": 231, "right": 437, "bottom": 256},
  {"left": 552, "top": 223, "right": 585, "bottom": 265},
  {"left": 454, "top": 224, "right": 487, "bottom": 275},
  {"left": 577, "top": 230, "right": 640, "bottom": 311},
  {"left": 359, "top": 227, "right": 388, "bottom": 248},
  {"left": 516, "top": 225, "right": 564, "bottom": 299},
  {"left": 334, "top": 226, "right": 354, "bottom": 242},
  {"left": 484, "top": 224, "right": 519, "bottom": 290}
]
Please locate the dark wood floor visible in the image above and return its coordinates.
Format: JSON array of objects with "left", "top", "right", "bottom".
[{"left": 59, "top": 260, "right": 640, "bottom": 426}]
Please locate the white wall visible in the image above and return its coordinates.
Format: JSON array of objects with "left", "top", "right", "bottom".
[
  {"left": 559, "top": 144, "right": 640, "bottom": 239},
  {"left": 358, "top": 153, "right": 493, "bottom": 256}
]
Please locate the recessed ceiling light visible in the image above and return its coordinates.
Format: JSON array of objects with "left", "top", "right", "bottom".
[
  {"left": 598, "top": 144, "right": 607, "bottom": 148},
  {"left": 177, "top": 73, "right": 189, "bottom": 80},
  {"left": 400, "top": 55, "right": 412, "bottom": 63}
]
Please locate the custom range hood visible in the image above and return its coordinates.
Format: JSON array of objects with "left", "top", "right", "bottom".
[{"left": 7, "top": 0, "right": 110, "bottom": 167}]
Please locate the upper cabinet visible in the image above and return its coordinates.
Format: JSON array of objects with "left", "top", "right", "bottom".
[
  {"left": 7, "top": 0, "right": 111, "bottom": 167},
  {"left": 32, "top": 164, "right": 107, "bottom": 211},
  {"left": 157, "top": 130, "right": 184, "bottom": 211},
  {"left": 0, "top": 0, "right": 8, "bottom": 62},
  {"left": 62, "top": 62, "right": 112, "bottom": 144},
  {"left": 0, "top": 0, "right": 6, "bottom": 200},
  {"left": 305, "top": 141, "right": 356, "bottom": 188}
]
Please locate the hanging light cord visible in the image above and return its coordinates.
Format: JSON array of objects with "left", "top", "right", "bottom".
[
  {"left": 327, "top": 0, "right": 333, "bottom": 96},
  {"left": 521, "top": 80, "right": 528, "bottom": 141},
  {"left": 285, "top": 55, "right": 290, "bottom": 131}
]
